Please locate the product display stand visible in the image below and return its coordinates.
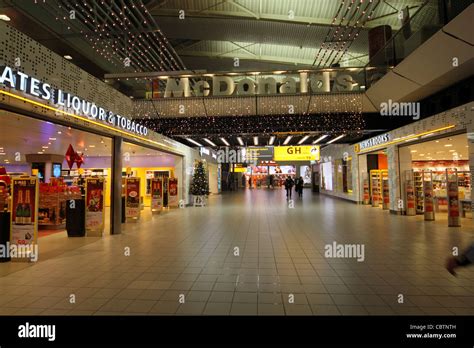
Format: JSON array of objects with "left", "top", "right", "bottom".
[
  {"left": 381, "top": 170, "right": 389, "bottom": 210},
  {"left": 423, "top": 171, "right": 435, "bottom": 221},
  {"left": 370, "top": 170, "right": 381, "bottom": 207},
  {"left": 403, "top": 170, "right": 416, "bottom": 216},
  {"left": 413, "top": 170, "right": 424, "bottom": 214},
  {"left": 362, "top": 177, "right": 370, "bottom": 205},
  {"left": 446, "top": 168, "right": 461, "bottom": 227}
]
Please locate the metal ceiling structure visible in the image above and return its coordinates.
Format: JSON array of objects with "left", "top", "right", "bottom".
[
  {"left": 0, "top": 0, "right": 445, "bottom": 148},
  {"left": 149, "top": 0, "right": 433, "bottom": 71}
]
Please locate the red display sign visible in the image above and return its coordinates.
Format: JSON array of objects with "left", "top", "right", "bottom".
[
  {"left": 85, "top": 178, "right": 105, "bottom": 234},
  {"left": 151, "top": 178, "right": 163, "bottom": 211},
  {"left": 126, "top": 178, "right": 140, "bottom": 218},
  {"left": 11, "top": 177, "right": 38, "bottom": 247},
  {"left": 168, "top": 178, "right": 178, "bottom": 206}
]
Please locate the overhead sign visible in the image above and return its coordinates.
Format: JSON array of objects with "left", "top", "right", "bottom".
[
  {"left": 150, "top": 70, "right": 361, "bottom": 99},
  {"left": 273, "top": 146, "right": 320, "bottom": 161},
  {"left": 0, "top": 65, "right": 148, "bottom": 136},
  {"left": 355, "top": 133, "right": 391, "bottom": 153}
]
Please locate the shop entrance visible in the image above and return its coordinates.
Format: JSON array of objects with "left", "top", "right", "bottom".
[
  {"left": 359, "top": 150, "right": 390, "bottom": 209},
  {"left": 400, "top": 133, "right": 471, "bottom": 219}
]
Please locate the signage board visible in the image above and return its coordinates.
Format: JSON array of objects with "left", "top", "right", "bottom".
[
  {"left": 0, "top": 65, "right": 148, "bottom": 136},
  {"left": 355, "top": 133, "right": 391, "bottom": 153},
  {"left": 10, "top": 177, "right": 38, "bottom": 261},
  {"left": 85, "top": 178, "right": 105, "bottom": 236},
  {"left": 125, "top": 177, "right": 140, "bottom": 219},
  {"left": 168, "top": 178, "right": 178, "bottom": 207},
  {"left": 151, "top": 178, "right": 163, "bottom": 212},
  {"left": 274, "top": 146, "right": 320, "bottom": 161},
  {"left": 147, "top": 70, "right": 362, "bottom": 99}
]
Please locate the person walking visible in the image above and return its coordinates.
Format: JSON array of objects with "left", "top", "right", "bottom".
[
  {"left": 296, "top": 176, "right": 304, "bottom": 198},
  {"left": 446, "top": 243, "right": 474, "bottom": 275},
  {"left": 284, "top": 176, "right": 294, "bottom": 199}
]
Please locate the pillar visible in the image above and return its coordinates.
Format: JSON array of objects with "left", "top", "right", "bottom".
[{"left": 111, "top": 136, "right": 123, "bottom": 234}]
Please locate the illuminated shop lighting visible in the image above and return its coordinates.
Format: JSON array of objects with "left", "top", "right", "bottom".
[
  {"left": 283, "top": 136, "right": 292, "bottom": 145},
  {"left": 327, "top": 134, "right": 345, "bottom": 144},
  {"left": 298, "top": 135, "right": 310, "bottom": 144},
  {"left": 203, "top": 138, "right": 217, "bottom": 147},
  {"left": 237, "top": 137, "right": 244, "bottom": 146},
  {"left": 312, "top": 135, "right": 328, "bottom": 144},
  {"left": 186, "top": 138, "right": 203, "bottom": 147},
  {"left": 268, "top": 136, "right": 275, "bottom": 145}
]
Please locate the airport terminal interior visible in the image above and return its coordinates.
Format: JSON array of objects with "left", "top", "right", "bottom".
[{"left": 0, "top": 0, "right": 473, "bottom": 317}]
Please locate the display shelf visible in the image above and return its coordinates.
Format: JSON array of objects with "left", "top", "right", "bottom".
[{"left": 413, "top": 171, "right": 424, "bottom": 214}]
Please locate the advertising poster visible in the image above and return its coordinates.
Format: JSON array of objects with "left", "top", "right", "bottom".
[
  {"left": 300, "top": 166, "right": 312, "bottom": 185},
  {"left": 126, "top": 177, "right": 140, "bottom": 219},
  {"left": 85, "top": 178, "right": 105, "bottom": 236},
  {"left": 151, "top": 178, "right": 163, "bottom": 212},
  {"left": 10, "top": 177, "right": 38, "bottom": 261},
  {"left": 163, "top": 177, "right": 169, "bottom": 208},
  {"left": 168, "top": 178, "right": 178, "bottom": 207}
]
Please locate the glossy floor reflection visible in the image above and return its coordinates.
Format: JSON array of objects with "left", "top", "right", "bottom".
[{"left": 0, "top": 189, "right": 473, "bottom": 316}]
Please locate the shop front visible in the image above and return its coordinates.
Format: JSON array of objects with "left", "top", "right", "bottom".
[
  {"left": 320, "top": 102, "right": 474, "bottom": 224},
  {"left": 0, "top": 20, "right": 203, "bottom": 262}
]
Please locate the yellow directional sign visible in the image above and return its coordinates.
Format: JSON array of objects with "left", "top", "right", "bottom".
[{"left": 273, "top": 146, "right": 320, "bottom": 161}]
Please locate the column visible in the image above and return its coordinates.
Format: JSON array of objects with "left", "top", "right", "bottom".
[{"left": 111, "top": 136, "right": 123, "bottom": 234}]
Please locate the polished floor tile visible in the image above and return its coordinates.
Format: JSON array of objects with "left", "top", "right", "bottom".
[{"left": 0, "top": 189, "right": 473, "bottom": 316}]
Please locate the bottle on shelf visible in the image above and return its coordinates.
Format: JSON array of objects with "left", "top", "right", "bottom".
[
  {"left": 15, "top": 189, "right": 24, "bottom": 224},
  {"left": 24, "top": 189, "right": 32, "bottom": 224}
]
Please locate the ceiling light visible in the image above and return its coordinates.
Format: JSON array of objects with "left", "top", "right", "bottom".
[
  {"left": 203, "top": 138, "right": 217, "bottom": 147},
  {"left": 268, "top": 136, "right": 275, "bottom": 145},
  {"left": 0, "top": 14, "right": 11, "bottom": 22},
  {"left": 312, "top": 134, "right": 328, "bottom": 144},
  {"left": 298, "top": 135, "right": 310, "bottom": 144},
  {"left": 444, "top": 144, "right": 452, "bottom": 147},
  {"left": 326, "top": 134, "right": 345, "bottom": 144},
  {"left": 449, "top": 150, "right": 455, "bottom": 152},
  {"left": 48, "top": 142, "right": 51, "bottom": 145},
  {"left": 220, "top": 137, "right": 230, "bottom": 146},
  {"left": 49, "top": 138, "right": 56, "bottom": 141},
  {"left": 237, "top": 137, "right": 244, "bottom": 146},
  {"left": 57, "top": 131, "right": 62, "bottom": 134},
  {"left": 186, "top": 138, "right": 203, "bottom": 147},
  {"left": 410, "top": 150, "right": 417, "bottom": 153},
  {"left": 64, "top": 55, "right": 73, "bottom": 60},
  {"left": 37, "top": 152, "right": 43, "bottom": 154},
  {"left": 89, "top": 145, "right": 95, "bottom": 148},
  {"left": 0, "top": 153, "right": 5, "bottom": 156},
  {"left": 253, "top": 136, "right": 258, "bottom": 146},
  {"left": 419, "top": 154, "right": 425, "bottom": 156},
  {"left": 283, "top": 136, "right": 292, "bottom": 145},
  {"left": 42, "top": 146, "right": 48, "bottom": 149}
]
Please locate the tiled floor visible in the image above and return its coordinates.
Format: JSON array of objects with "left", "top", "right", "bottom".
[{"left": 0, "top": 189, "right": 473, "bottom": 316}]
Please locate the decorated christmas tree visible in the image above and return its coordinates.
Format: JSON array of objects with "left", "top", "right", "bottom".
[{"left": 190, "top": 160, "right": 209, "bottom": 196}]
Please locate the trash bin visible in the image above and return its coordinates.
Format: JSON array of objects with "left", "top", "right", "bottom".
[
  {"left": 0, "top": 212, "right": 11, "bottom": 262},
  {"left": 66, "top": 199, "right": 85, "bottom": 237}
]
